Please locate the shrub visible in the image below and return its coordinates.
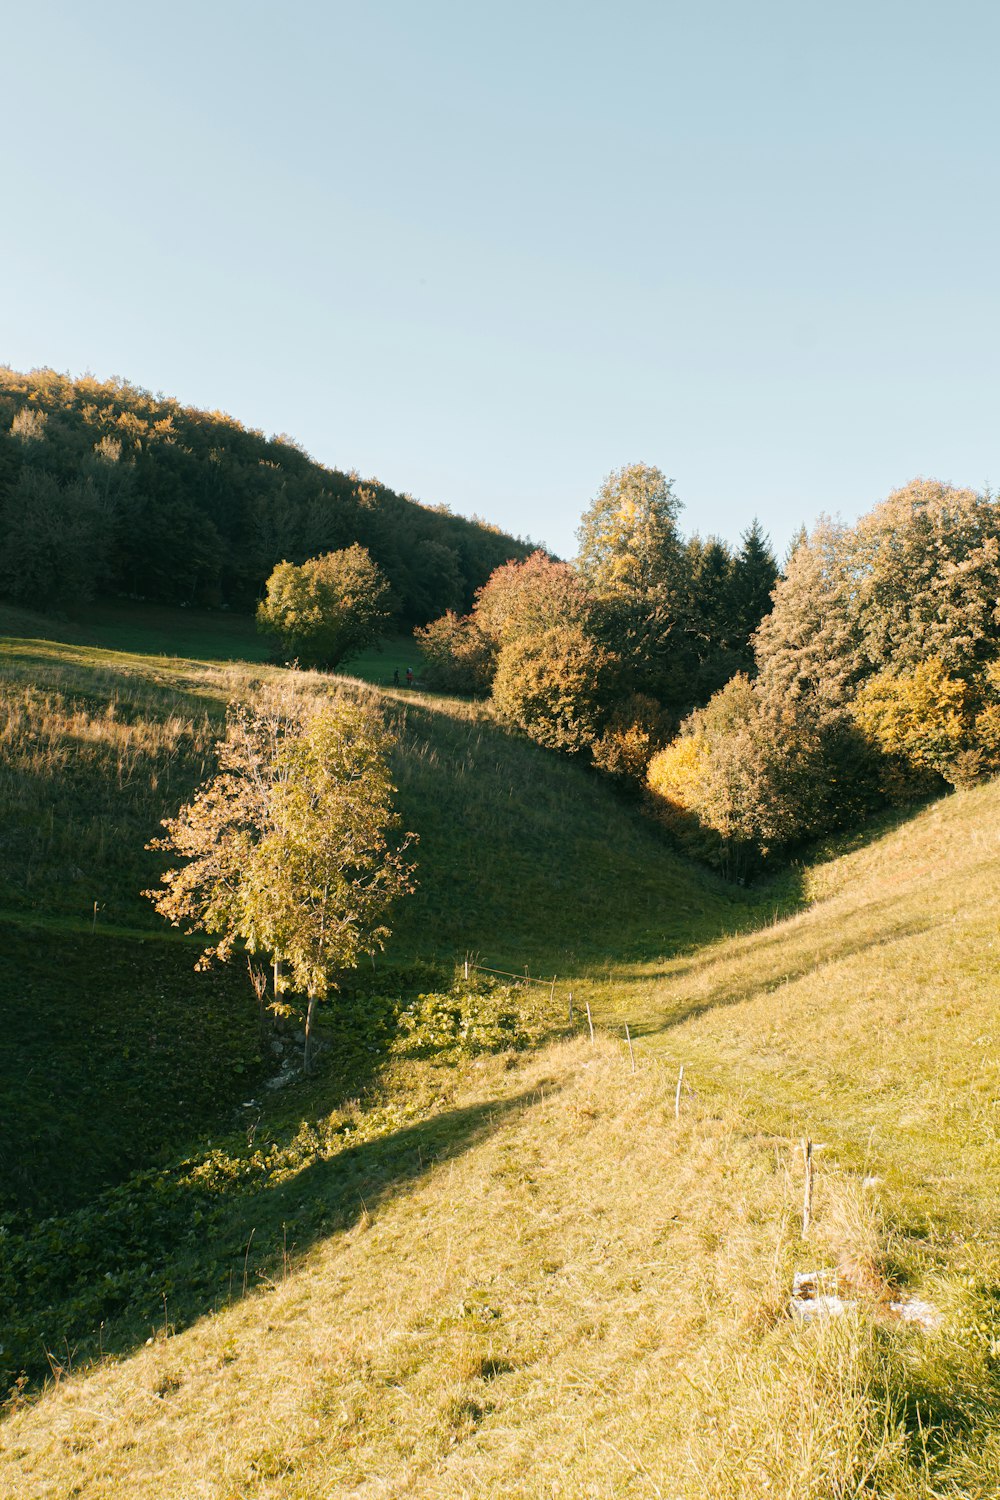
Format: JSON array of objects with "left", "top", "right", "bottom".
[
  {"left": 414, "top": 611, "right": 495, "bottom": 695},
  {"left": 591, "top": 694, "right": 674, "bottom": 785},
  {"left": 647, "top": 676, "right": 883, "bottom": 876},
  {"left": 393, "top": 976, "right": 548, "bottom": 1058},
  {"left": 491, "top": 626, "right": 615, "bottom": 754},
  {"left": 256, "top": 546, "right": 390, "bottom": 669}
]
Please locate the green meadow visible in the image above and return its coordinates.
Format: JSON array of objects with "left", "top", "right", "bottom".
[{"left": 1, "top": 604, "right": 999, "bottom": 1499}]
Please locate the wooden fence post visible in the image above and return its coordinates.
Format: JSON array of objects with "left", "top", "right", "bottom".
[
  {"left": 585, "top": 999, "right": 594, "bottom": 1043},
  {"left": 675, "top": 1064, "right": 684, "bottom": 1120},
  {"left": 801, "top": 1139, "right": 813, "bottom": 1236},
  {"left": 625, "top": 1023, "right": 635, "bottom": 1075}
]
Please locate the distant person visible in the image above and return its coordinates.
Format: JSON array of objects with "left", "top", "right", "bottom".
[
  {"left": 393, "top": 668, "right": 400, "bottom": 686},
  {"left": 406, "top": 667, "right": 414, "bottom": 688}
]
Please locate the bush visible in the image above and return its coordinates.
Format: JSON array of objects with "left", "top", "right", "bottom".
[
  {"left": 591, "top": 693, "right": 674, "bottom": 785},
  {"left": 851, "top": 659, "right": 971, "bottom": 790},
  {"left": 256, "top": 546, "right": 390, "bottom": 668},
  {"left": 414, "top": 611, "right": 495, "bottom": 695},
  {"left": 393, "top": 976, "right": 549, "bottom": 1058},
  {"left": 491, "top": 626, "right": 615, "bottom": 754},
  {"left": 647, "top": 676, "right": 884, "bottom": 876}
]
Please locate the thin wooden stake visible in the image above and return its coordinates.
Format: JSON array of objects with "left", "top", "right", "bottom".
[
  {"left": 550, "top": 974, "right": 557, "bottom": 1004},
  {"left": 568, "top": 990, "right": 573, "bottom": 1023},
  {"left": 463, "top": 955, "right": 469, "bottom": 981},
  {"left": 242, "top": 1227, "right": 256, "bottom": 1296},
  {"left": 625, "top": 1022, "right": 635, "bottom": 1074},
  {"left": 585, "top": 999, "right": 594, "bottom": 1043},
  {"left": 801, "top": 1138, "right": 813, "bottom": 1237},
  {"left": 675, "top": 1063, "right": 684, "bottom": 1120}
]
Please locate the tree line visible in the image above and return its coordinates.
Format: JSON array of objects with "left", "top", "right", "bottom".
[
  {"left": 0, "top": 367, "right": 532, "bottom": 623},
  {"left": 417, "top": 466, "right": 1000, "bottom": 877},
  {"left": 416, "top": 463, "right": 778, "bottom": 773}
]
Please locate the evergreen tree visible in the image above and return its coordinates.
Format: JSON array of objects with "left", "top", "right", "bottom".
[{"left": 728, "top": 519, "right": 778, "bottom": 659}]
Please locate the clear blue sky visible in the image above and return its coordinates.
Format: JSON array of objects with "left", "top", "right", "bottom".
[{"left": 3, "top": 1, "right": 997, "bottom": 560}]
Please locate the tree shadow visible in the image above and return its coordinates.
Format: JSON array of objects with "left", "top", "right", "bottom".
[
  {"left": 2, "top": 1080, "right": 548, "bottom": 1394},
  {"left": 625, "top": 908, "right": 943, "bottom": 1036}
]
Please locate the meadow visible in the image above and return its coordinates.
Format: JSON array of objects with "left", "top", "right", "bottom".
[{"left": 1, "top": 603, "right": 999, "bottom": 1499}]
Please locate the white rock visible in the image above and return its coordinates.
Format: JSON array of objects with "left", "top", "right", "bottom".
[{"left": 889, "top": 1298, "right": 942, "bottom": 1330}]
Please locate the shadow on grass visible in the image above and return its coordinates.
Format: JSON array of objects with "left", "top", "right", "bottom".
[
  {"left": 1, "top": 1078, "right": 547, "bottom": 1395},
  {"left": 622, "top": 905, "right": 943, "bottom": 1037},
  {"left": 0, "top": 934, "right": 459, "bottom": 1221}
]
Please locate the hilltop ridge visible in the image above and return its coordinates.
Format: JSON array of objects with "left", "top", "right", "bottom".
[{"left": 0, "top": 367, "right": 534, "bottom": 622}]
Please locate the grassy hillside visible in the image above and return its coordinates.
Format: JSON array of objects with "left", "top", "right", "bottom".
[
  {"left": 0, "top": 604, "right": 738, "bottom": 1220},
  {"left": 3, "top": 606, "right": 1000, "bottom": 1498}
]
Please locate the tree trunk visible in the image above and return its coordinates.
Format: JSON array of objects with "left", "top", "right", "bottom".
[
  {"left": 273, "top": 957, "right": 283, "bottom": 1032},
  {"left": 304, "top": 989, "right": 318, "bottom": 1073}
]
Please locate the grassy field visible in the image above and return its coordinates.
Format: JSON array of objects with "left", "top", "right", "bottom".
[{"left": 2, "top": 603, "right": 1000, "bottom": 1498}]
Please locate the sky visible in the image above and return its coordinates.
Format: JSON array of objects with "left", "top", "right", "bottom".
[{"left": 2, "top": 0, "right": 998, "bottom": 560}]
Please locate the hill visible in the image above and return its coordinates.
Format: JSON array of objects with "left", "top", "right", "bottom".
[
  {"left": 0, "top": 367, "right": 533, "bottom": 623},
  {"left": 0, "top": 601, "right": 739, "bottom": 1220},
  {"left": 2, "top": 608, "right": 999, "bottom": 1497}
]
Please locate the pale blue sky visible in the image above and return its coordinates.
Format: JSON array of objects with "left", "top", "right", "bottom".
[{"left": 2, "top": 1, "right": 997, "bottom": 559}]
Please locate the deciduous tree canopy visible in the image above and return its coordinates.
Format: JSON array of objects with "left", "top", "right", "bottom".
[
  {"left": 256, "top": 546, "right": 390, "bottom": 669},
  {"left": 0, "top": 367, "right": 532, "bottom": 621},
  {"left": 146, "top": 690, "right": 416, "bottom": 1066}
]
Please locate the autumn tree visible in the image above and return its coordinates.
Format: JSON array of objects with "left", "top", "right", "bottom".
[
  {"left": 577, "top": 464, "right": 711, "bottom": 712},
  {"left": 491, "top": 625, "right": 615, "bottom": 754},
  {"left": 755, "top": 483, "right": 1000, "bottom": 715},
  {"left": 257, "top": 545, "right": 391, "bottom": 669},
  {"left": 473, "top": 550, "right": 592, "bottom": 646},
  {"left": 753, "top": 517, "right": 864, "bottom": 717},
  {"left": 851, "top": 658, "right": 980, "bottom": 791},
  {"left": 146, "top": 690, "right": 416, "bottom": 1069},
  {"left": 576, "top": 463, "right": 683, "bottom": 596},
  {"left": 851, "top": 480, "right": 1000, "bottom": 675},
  {"left": 415, "top": 550, "right": 593, "bottom": 697}
]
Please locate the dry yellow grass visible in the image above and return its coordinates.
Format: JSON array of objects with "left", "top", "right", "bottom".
[
  {"left": 1, "top": 1034, "right": 985, "bottom": 1500},
  {"left": 4, "top": 617, "right": 1000, "bottom": 1497}
]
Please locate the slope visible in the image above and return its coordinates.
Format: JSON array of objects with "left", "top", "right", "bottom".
[
  {"left": 4, "top": 612, "right": 1000, "bottom": 1497},
  {"left": 0, "top": 604, "right": 740, "bottom": 1219}
]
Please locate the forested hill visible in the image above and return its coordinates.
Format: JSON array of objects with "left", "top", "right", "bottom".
[{"left": 0, "top": 367, "right": 533, "bottom": 623}]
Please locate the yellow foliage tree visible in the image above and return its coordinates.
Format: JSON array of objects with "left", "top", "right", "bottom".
[{"left": 851, "top": 659, "right": 970, "bottom": 787}]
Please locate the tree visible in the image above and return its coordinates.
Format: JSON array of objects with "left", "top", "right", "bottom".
[
  {"left": 727, "top": 519, "right": 779, "bottom": 662},
  {"left": 753, "top": 517, "right": 864, "bottom": 717},
  {"left": 576, "top": 463, "right": 683, "bottom": 597},
  {"left": 473, "top": 550, "right": 592, "bottom": 646},
  {"left": 754, "top": 484, "right": 1000, "bottom": 715},
  {"left": 257, "top": 545, "right": 391, "bottom": 669},
  {"left": 146, "top": 691, "right": 416, "bottom": 1069},
  {"left": 414, "top": 550, "right": 593, "bottom": 699},
  {"left": 491, "top": 625, "right": 615, "bottom": 753},
  {"left": 0, "top": 469, "right": 113, "bottom": 607},
  {"left": 851, "top": 659, "right": 972, "bottom": 790},
  {"left": 851, "top": 479, "right": 1000, "bottom": 676}
]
